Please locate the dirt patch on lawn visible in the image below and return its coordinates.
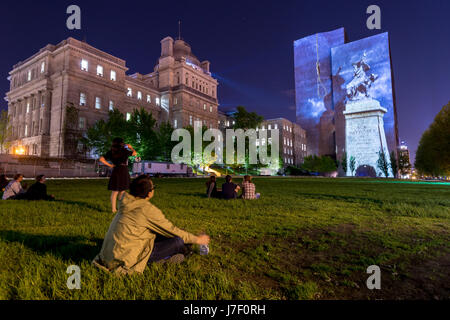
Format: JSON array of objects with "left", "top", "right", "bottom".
[{"left": 220, "top": 224, "right": 450, "bottom": 300}]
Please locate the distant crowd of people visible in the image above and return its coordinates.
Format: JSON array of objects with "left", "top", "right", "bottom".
[
  {"left": 206, "top": 175, "right": 261, "bottom": 200},
  {"left": 0, "top": 174, "right": 54, "bottom": 201}
]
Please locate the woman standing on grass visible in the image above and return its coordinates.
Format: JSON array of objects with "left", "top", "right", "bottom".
[{"left": 99, "top": 137, "right": 137, "bottom": 213}]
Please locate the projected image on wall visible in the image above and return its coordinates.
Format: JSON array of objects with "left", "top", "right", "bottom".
[
  {"left": 331, "top": 32, "right": 398, "bottom": 177},
  {"left": 293, "top": 28, "right": 346, "bottom": 157}
]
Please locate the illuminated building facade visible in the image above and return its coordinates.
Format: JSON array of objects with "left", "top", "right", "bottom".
[
  {"left": 5, "top": 36, "right": 219, "bottom": 158},
  {"left": 294, "top": 29, "right": 399, "bottom": 176}
]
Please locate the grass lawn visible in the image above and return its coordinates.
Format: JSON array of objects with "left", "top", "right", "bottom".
[{"left": 0, "top": 177, "right": 449, "bottom": 300}]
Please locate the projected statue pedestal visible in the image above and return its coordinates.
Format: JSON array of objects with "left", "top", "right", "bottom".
[{"left": 343, "top": 99, "right": 391, "bottom": 177}]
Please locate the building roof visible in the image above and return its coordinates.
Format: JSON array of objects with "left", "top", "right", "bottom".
[{"left": 173, "top": 39, "right": 200, "bottom": 66}]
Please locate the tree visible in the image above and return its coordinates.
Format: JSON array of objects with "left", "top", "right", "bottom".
[
  {"left": 81, "top": 109, "right": 130, "bottom": 157},
  {"left": 389, "top": 151, "right": 398, "bottom": 178},
  {"left": 232, "top": 106, "right": 264, "bottom": 130},
  {"left": 127, "top": 108, "right": 157, "bottom": 161},
  {"left": 0, "top": 110, "right": 12, "bottom": 154},
  {"left": 155, "top": 122, "right": 176, "bottom": 162},
  {"left": 415, "top": 102, "right": 450, "bottom": 176},
  {"left": 340, "top": 151, "right": 348, "bottom": 175},
  {"left": 398, "top": 151, "right": 412, "bottom": 177},
  {"left": 377, "top": 150, "right": 390, "bottom": 178},
  {"left": 349, "top": 156, "right": 356, "bottom": 176}
]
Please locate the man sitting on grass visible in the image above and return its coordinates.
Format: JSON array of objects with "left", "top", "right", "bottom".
[
  {"left": 93, "top": 175, "right": 210, "bottom": 275},
  {"left": 23, "top": 175, "right": 55, "bottom": 201},
  {"left": 221, "top": 175, "right": 240, "bottom": 200}
]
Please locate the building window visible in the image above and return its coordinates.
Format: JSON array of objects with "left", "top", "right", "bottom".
[
  {"left": 126, "top": 112, "right": 131, "bottom": 121},
  {"left": 174, "top": 97, "right": 178, "bottom": 105},
  {"left": 27, "top": 70, "right": 32, "bottom": 81},
  {"left": 203, "top": 104, "right": 206, "bottom": 110},
  {"left": 25, "top": 125, "right": 28, "bottom": 137},
  {"left": 156, "top": 97, "right": 160, "bottom": 106},
  {"left": 110, "top": 70, "right": 116, "bottom": 81},
  {"left": 80, "top": 93, "right": 86, "bottom": 106},
  {"left": 147, "top": 94, "right": 151, "bottom": 103},
  {"left": 209, "top": 106, "right": 212, "bottom": 112},
  {"left": 268, "top": 124, "right": 271, "bottom": 130},
  {"left": 95, "top": 97, "right": 101, "bottom": 109},
  {"left": 109, "top": 100, "right": 114, "bottom": 111},
  {"left": 39, "top": 119, "right": 42, "bottom": 133},
  {"left": 137, "top": 91, "right": 142, "bottom": 100},
  {"left": 274, "top": 124, "right": 278, "bottom": 129},
  {"left": 41, "top": 62, "right": 45, "bottom": 73},
  {"left": 26, "top": 102, "right": 30, "bottom": 113},
  {"left": 81, "top": 59, "right": 88, "bottom": 71},
  {"left": 78, "top": 117, "right": 86, "bottom": 129},
  {"left": 97, "top": 65, "right": 103, "bottom": 77},
  {"left": 189, "top": 115, "right": 193, "bottom": 125},
  {"left": 127, "top": 88, "right": 132, "bottom": 97},
  {"left": 174, "top": 119, "right": 177, "bottom": 128}
]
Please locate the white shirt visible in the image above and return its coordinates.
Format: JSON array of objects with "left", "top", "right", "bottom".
[{"left": 2, "top": 180, "right": 24, "bottom": 200}]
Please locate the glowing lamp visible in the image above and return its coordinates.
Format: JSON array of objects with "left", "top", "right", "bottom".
[{"left": 15, "top": 146, "right": 25, "bottom": 155}]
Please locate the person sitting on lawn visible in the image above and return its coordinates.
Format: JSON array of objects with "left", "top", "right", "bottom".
[
  {"left": 93, "top": 175, "right": 210, "bottom": 275},
  {"left": 240, "top": 175, "right": 260, "bottom": 200},
  {"left": 0, "top": 174, "right": 9, "bottom": 192},
  {"left": 221, "top": 175, "right": 240, "bottom": 200},
  {"left": 2, "top": 174, "right": 26, "bottom": 200},
  {"left": 23, "top": 175, "right": 55, "bottom": 201},
  {"left": 206, "top": 175, "right": 220, "bottom": 198}
]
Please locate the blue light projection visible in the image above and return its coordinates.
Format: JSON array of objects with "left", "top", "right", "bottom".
[
  {"left": 293, "top": 28, "right": 346, "bottom": 156},
  {"left": 331, "top": 32, "right": 398, "bottom": 159}
]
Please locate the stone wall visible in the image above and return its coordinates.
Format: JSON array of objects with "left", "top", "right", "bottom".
[{"left": 0, "top": 155, "right": 99, "bottom": 178}]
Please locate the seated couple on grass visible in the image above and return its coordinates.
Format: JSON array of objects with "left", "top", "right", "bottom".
[
  {"left": 93, "top": 175, "right": 210, "bottom": 275},
  {"left": 1, "top": 174, "right": 54, "bottom": 201},
  {"left": 206, "top": 175, "right": 261, "bottom": 200}
]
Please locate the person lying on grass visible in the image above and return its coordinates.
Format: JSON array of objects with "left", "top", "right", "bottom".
[{"left": 93, "top": 174, "right": 210, "bottom": 275}]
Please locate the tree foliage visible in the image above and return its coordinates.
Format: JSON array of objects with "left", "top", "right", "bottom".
[
  {"left": 377, "top": 150, "right": 390, "bottom": 178},
  {"left": 301, "top": 155, "right": 337, "bottom": 174},
  {"left": 0, "top": 110, "right": 12, "bottom": 154},
  {"left": 389, "top": 151, "right": 398, "bottom": 178},
  {"left": 349, "top": 156, "right": 356, "bottom": 176},
  {"left": 415, "top": 102, "right": 450, "bottom": 176},
  {"left": 232, "top": 106, "right": 264, "bottom": 130},
  {"left": 398, "top": 151, "right": 412, "bottom": 176},
  {"left": 340, "top": 151, "right": 348, "bottom": 175}
]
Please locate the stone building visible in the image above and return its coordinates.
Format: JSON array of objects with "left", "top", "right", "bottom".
[
  {"left": 218, "top": 111, "right": 307, "bottom": 167},
  {"left": 261, "top": 118, "right": 307, "bottom": 167},
  {"left": 5, "top": 36, "right": 219, "bottom": 158}
]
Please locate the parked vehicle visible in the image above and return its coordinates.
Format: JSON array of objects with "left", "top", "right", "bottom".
[{"left": 132, "top": 161, "right": 192, "bottom": 177}]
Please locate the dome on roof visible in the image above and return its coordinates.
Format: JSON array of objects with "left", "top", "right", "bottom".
[{"left": 173, "top": 39, "right": 200, "bottom": 66}]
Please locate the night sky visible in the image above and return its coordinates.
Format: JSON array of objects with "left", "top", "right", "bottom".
[{"left": 1, "top": 0, "right": 449, "bottom": 162}]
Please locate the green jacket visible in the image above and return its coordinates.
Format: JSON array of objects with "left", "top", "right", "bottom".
[{"left": 93, "top": 192, "right": 198, "bottom": 275}]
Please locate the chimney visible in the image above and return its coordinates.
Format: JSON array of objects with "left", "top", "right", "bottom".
[
  {"left": 201, "top": 60, "right": 210, "bottom": 73},
  {"left": 161, "top": 37, "right": 174, "bottom": 57}
]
